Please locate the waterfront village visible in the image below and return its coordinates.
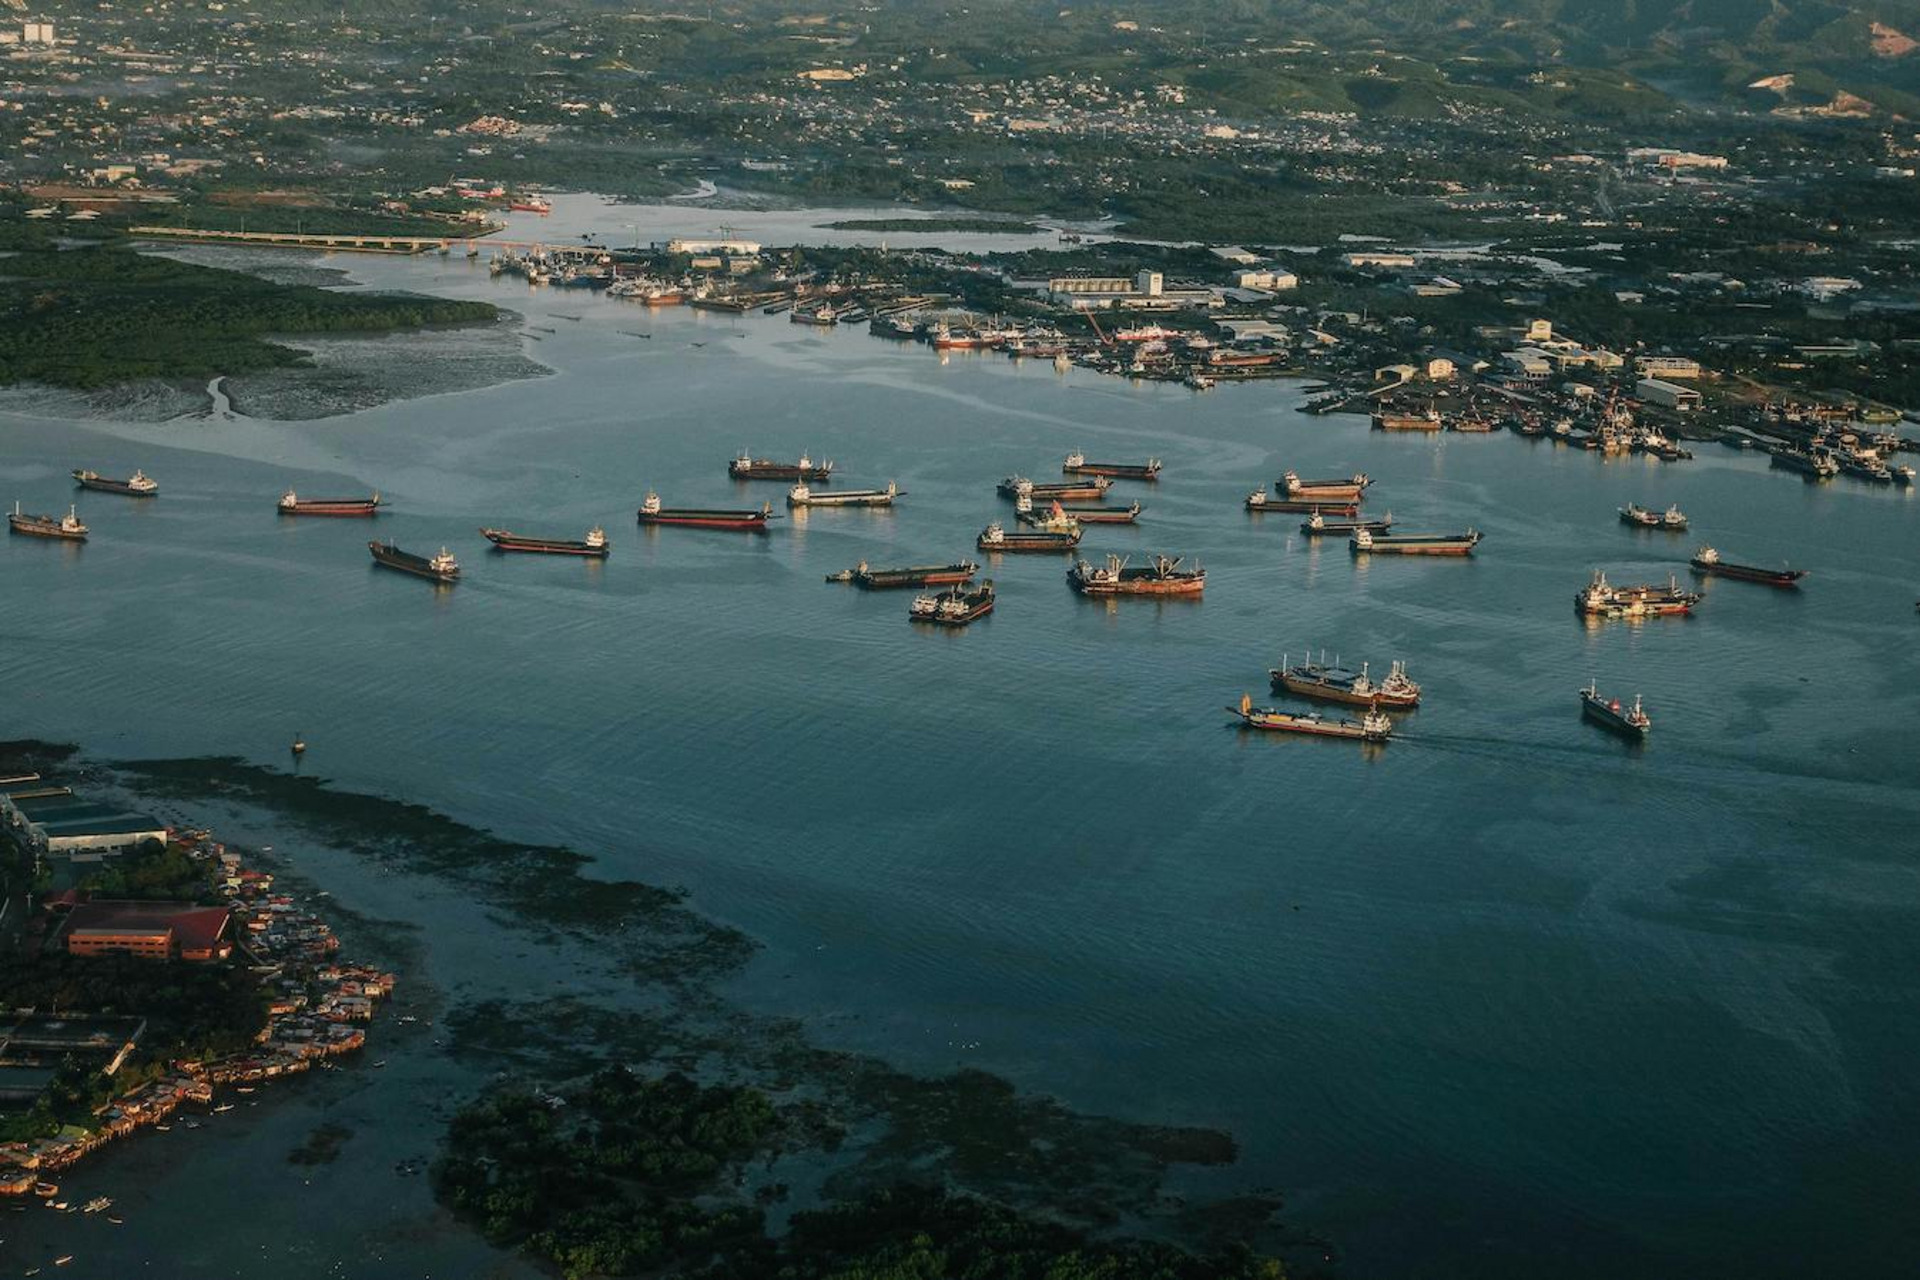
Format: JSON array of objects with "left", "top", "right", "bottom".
[{"left": 0, "top": 765, "right": 393, "bottom": 1202}]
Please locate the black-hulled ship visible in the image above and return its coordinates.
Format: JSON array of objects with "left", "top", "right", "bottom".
[
  {"left": 1062, "top": 451, "right": 1162, "bottom": 481},
  {"left": 72, "top": 468, "right": 157, "bottom": 497},
  {"left": 1299, "top": 511, "right": 1394, "bottom": 536},
  {"left": 369, "top": 541, "right": 459, "bottom": 583},
  {"left": 728, "top": 450, "right": 833, "bottom": 481},
  {"left": 1580, "top": 681, "right": 1650, "bottom": 738},
  {"left": 1270, "top": 655, "right": 1421, "bottom": 708},
  {"left": 978, "top": 521, "right": 1081, "bottom": 552},
  {"left": 826, "top": 560, "right": 978, "bottom": 589},
  {"left": 9, "top": 501, "right": 88, "bottom": 542},
  {"left": 909, "top": 579, "right": 995, "bottom": 626},
  {"left": 1278, "top": 470, "right": 1370, "bottom": 500},
  {"left": 1245, "top": 489, "right": 1360, "bottom": 516},
  {"left": 1689, "top": 545, "right": 1807, "bottom": 587},
  {"left": 636, "top": 492, "right": 776, "bottom": 531},
  {"left": 480, "top": 526, "right": 610, "bottom": 557},
  {"left": 998, "top": 475, "right": 1113, "bottom": 501}
]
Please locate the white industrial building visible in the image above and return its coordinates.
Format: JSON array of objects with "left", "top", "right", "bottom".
[{"left": 1637, "top": 377, "right": 1703, "bottom": 411}]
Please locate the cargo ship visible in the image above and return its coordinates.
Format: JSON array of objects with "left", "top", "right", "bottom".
[
  {"left": 1014, "top": 498, "right": 1081, "bottom": 534},
  {"left": 369, "top": 541, "right": 459, "bottom": 583},
  {"left": 1689, "top": 545, "right": 1807, "bottom": 587},
  {"left": 1269, "top": 655, "right": 1420, "bottom": 708},
  {"left": 1768, "top": 447, "right": 1839, "bottom": 478},
  {"left": 1350, "top": 527, "right": 1478, "bottom": 555},
  {"left": 1372, "top": 409, "right": 1442, "bottom": 432},
  {"left": 1620, "top": 503, "right": 1688, "bottom": 530},
  {"left": 1580, "top": 681, "right": 1651, "bottom": 738},
  {"left": 909, "top": 579, "right": 995, "bottom": 626},
  {"left": 790, "top": 303, "right": 839, "bottom": 327},
  {"left": 636, "top": 492, "right": 775, "bottom": 531},
  {"left": 689, "top": 294, "right": 750, "bottom": 314},
  {"left": 728, "top": 451, "right": 833, "bottom": 482},
  {"left": 1300, "top": 511, "right": 1394, "bottom": 536},
  {"left": 1067, "top": 552, "right": 1205, "bottom": 596},
  {"left": 1245, "top": 490, "right": 1360, "bottom": 516},
  {"left": 998, "top": 475, "right": 1113, "bottom": 501},
  {"left": 826, "top": 560, "right": 977, "bottom": 589},
  {"left": 979, "top": 521, "right": 1081, "bottom": 552},
  {"left": 509, "top": 195, "right": 552, "bottom": 214},
  {"left": 72, "top": 468, "right": 157, "bottom": 497},
  {"left": 1575, "top": 569, "right": 1700, "bottom": 617},
  {"left": 930, "top": 323, "right": 993, "bottom": 351},
  {"left": 1062, "top": 452, "right": 1162, "bottom": 481},
  {"left": 1278, "top": 470, "right": 1370, "bottom": 500},
  {"left": 279, "top": 489, "right": 383, "bottom": 517},
  {"left": 1229, "top": 693, "right": 1393, "bottom": 742},
  {"left": 1057, "top": 500, "right": 1141, "bottom": 524},
  {"left": 788, "top": 481, "right": 899, "bottom": 508},
  {"left": 480, "top": 526, "right": 610, "bottom": 557},
  {"left": 9, "top": 501, "right": 88, "bottom": 541}
]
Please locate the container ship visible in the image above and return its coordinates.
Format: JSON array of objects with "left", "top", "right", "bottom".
[
  {"left": 1245, "top": 490, "right": 1360, "bottom": 516},
  {"left": 1279, "top": 470, "right": 1370, "bottom": 501},
  {"left": 1580, "top": 682, "right": 1651, "bottom": 738},
  {"left": 9, "top": 501, "right": 88, "bottom": 541},
  {"left": 72, "top": 468, "right": 157, "bottom": 497},
  {"left": 909, "top": 580, "right": 995, "bottom": 626},
  {"left": 1689, "top": 546, "right": 1807, "bottom": 587},
  {"left": 1620, "top": 503, "right": 1688, "bottom": 530},
  {"left": 1372, "top": 409, "right": 1442, "bottom": 432},
  {"left": 1067, "top": 552, "right": 1204, "bottom": 596},
  {"left": 788, "top": 481, "right": 899, "bottom": 508},
  {"left": 636, "top": 493, "right": 775, "bottom": 531},
  {"left": 1575, "top": 569, "right": 1700, "bottom": 617},
  {"left": 826, "top": 560, "right": 977, "bottom": 589},
  {"left": 1350, "top": 527, "right": 1479, "bottom": 555},
  {"left": 369, "top": 541, "right": 459, "bottom": 583},
  {"left": 979, "top": 521, "right": 1081, "bottom": 552},
  {"left": 1270, "top": 655, "right": 1421, "bottom": 708},
  {"left": 1229, "top": 693, "right": 1393, "bottom": 742},
  {"left": 279, "top": 489, "right": 383, "bottom": 517},
  {"left": 728, "top": 451, "right": 833, "bottom": 481},
  {"left": 999, "top": 475, "right": 1113, "bottom": 501},
  {"left": 480, "top": 526, "right": 610, "bottom": 557},
  {"left": 1062, "top": 452, "right": 1162, "bottom": 481},
  {"left": 1300, "top": 511, "right": 1394, "bottom": 536}
]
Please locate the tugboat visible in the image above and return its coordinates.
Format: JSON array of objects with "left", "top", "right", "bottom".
[
  {"left": 1575, "top": 569, "right": 1700, "bottom": 617},
  {"left": 826, "top": 560, "right": 977, "bottom": 589},
  {"left": 1066, "top": 553, "right": 1205, "bottom": 596},
  {"left": 787, "top": 480, "right": 900, "bottom": 508},
  {"left": 279, "top": 489, "right": 383, "bottom": 517},
  {"left": 9, "top": 502, "right": 88, "bottom": 541},
  {"left": 1619, "top": 502, "right": 1688, "bottom": 530},
  {"left": 480, "top": 526, "right": 610, "bottom": 557},
  {"left": 909, "top": 579, "right": 995, "bottom": 626},
  {"left": 1246, "top": 489, "right": 1360, "bottom": 516},
  {"left": 72, "top": 468, "right": 157, "bottom": 497},
  {"left": 998, "top": 475, "right": 1113, "bottom": 501},
  {"left": 1228, "top": 693, "right": 1393, "bottom": 742},
  {"left": 1580, "top": 681, "right": 1651, "bottom": 738},
  {"left": 1350, "top": 527, "right": 1479, "bottom": 556},
  {"left": 1300, "top": 511, "right": 1394, "bottom": 536},
  {"left": 369, "top": 541, "right": 459, "bottom": 583},
  {"left": 1270, "top": 654, "right": 1421, "bottom": 708},
  {"left": 1062, "top": 451, "right": 1162, "bottom": 481},
  {"left": 636, "top": 492, "right": 775, "bottom": 531},
  {"left": 1689, "top": 545, "right": 1807, "bottom": 587},
  {"left": 1278, "top": 470, "right": 1370, "bottom": 501},
  {"left": 978, "top": 521, "right": 1081, "bottom": 553},
  {"left": 728, "top": 450, "right": 833, "bottom": 482}
]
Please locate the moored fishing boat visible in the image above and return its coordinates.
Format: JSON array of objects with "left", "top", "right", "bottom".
[
  {"left": 826, "top": 560, "right": 977, "bottom": 589},
  {"left": 1350, "top": 527, "right": 1479, "bottom": 555},
  {"left": 978, "top": 521, "right": 1080, "bottom": 552},
  {"left": 369, "top": 541, "right": 459, "bottom": 583},
  {"left": 9, "top": 501, "right": 88, "bottom": 541},
  {"left": 1062, "top": 451, "right": 1162, "bottom": 480},
  {"left": 72, "top": 468, "right": 157, "bottom": 497},
  {"left": 480, "top": 526, "right": 610, "bottom": 557},
  {"left": 1246, "top": 489, "right": 1360, "bottom": 516},
  {"left": 1300, "top": 511, "right": 1394, "bottom": 536},
  {"left": 1688, "top": 545, "right": 1807, "bottom": 587},
  {"left": 1066, "top": 552, "right": 1204, "bottom": 596},
  {"left": 1228, "top": 693, "right": 1392, "bottom": 742},
  {"left": 788, "top": 481, "right": 900, "bottom": 508},
  {"left": 1580, "top": 681, "right": 1651, "bottom": 738},
  {"left": 908, "top": 579, "right": 995, "bottom": 626},
  {"left": 636, "top": 492, "right": 775, "bottom": 531},
  {"left": 1575, "top": 569, "right": 1700, "bottom": 617},
  {"left": 1270, "top": 654, "right": 1420, "bottom": 708},
  {"left": 279, "top": 489, "right": 383, "bottom": 517},
  {"left": 728, "top": 450, "right": 833, "bottom": 481},
  {"left": 1278, "top": 470, "right": 1369, "bottom": 500}
]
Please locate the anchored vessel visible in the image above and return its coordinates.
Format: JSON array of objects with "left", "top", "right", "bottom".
[
  {"left": 788, "top": 481, "right": 900, "bottom": 508},
  {"left": 826, "top": 560, "right": 977, "bottom": 589},
  {"left": 1246, "top": 489, "right": 1360, "bottom": 516},
  {"left": 9, "top": 501, "right": 88, "bottom": 541},
  {"left": 636, "top": 492, "right": 775, "bottom": 531},
  {"left": 1575, "top": 569, "right": 1701, "bottom": 617},
  {"left": 369, "top": 541, "right": 459, "bottom": 583},
  {"left": 1062, "top": 452, "right": 1162, "bottom": 481},
  {"left": 1279, "top": 470, "right": 1370, "bottom": 501},
  {"left": 279, "top": 489, "right": 383, "bottom": 517},
  {"left": 1056, "top": 500, "right": 1142, "bottom": 524},
  {"left": 1689, "top": 545, "right": 1807, "bottom": 587},
  {"left": 480, "top": 526, "right": 610, "bottom": 557},
  {"left": 1580, "top": 681, "right": 1651, "bottom": 738},
  {"left": 999, "top": 475, "right": 1113, "bottom": 501},
  {"left": 728, "top": 450, "right": 833, "bottom": 481},
  {"left": 909, "top": 579, "right": 995, "bottom": 626},
  {"left": 1300, "top": 511, "right": 1394, "bottom": 536},
  {"left": 1350, "top": 527, "right": 1480, "bottom": 555},
  {"left": 1016, "top": 493, "right": 1142, "bottom": 527},
  {"left": 1270, "top": 655, "right": 1421, "bottom": 708},
  {"left": 72, "top": 468, "right": 157, "bottom": 497},
  {"left": 1372, "top": 409, "right": 1442, "bottom": 432},
  {"left": 1229, "top": 693, "right": 1393, "bottom": 742},
  {"left": 1620, "top": 503, "right": 1688, "bottom": 530},
  {"left": 1067, "top": 552, "right": 1205, "bottom": 596},
  {"left": 979, "top": 521, "right": 1081, "bottom": 552}
]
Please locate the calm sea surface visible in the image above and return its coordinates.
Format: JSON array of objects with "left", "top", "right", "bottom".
[{"left": 3, "top": 222, "right": 1918, "bottom": 1278}]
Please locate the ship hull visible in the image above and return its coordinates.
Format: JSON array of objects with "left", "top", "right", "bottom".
[
  {"left": 481, "top": 530, "right": 608, "bottom": 557},
  {"left": 369, "top": 543, "right": 456, "bottom": 583},
  {"left": 1271, "top": 672, "right": 1419, "bottom": 708},
  {"left": 1252, "top": 500, "right": 1361, "bottom": 516},
  {"left": 1300, "top": 520, "right": 1393, "bottom": 536},
  {"left": 638, "top": 509, "right": 770, "bottom": 530},
  {"left": 1581, "top": 696, "right": 1648, "bottom": 738},
  {"left": 8, "top": 516, "right": 86, "bottom": 542},
  {"left": 789, "top": 491, "right": 896, "bottom": 508},
  {"left": 729, "top": 462, "right": 833, "bottom": 481},
  {"left": 1055, "top": 506, "right": 1141, "bottom": 523},
  {"left": 1063, "top": 463, "right": 1161, "bottom": 481},
  {"left": 73, "top": 473, "right": 155, "bottom": 497},
  {"left": 1230, "top": 708, "right": 1386, "bottom": 741},
  {"left": 834, "top": 565, "right": 977, "bottom": 589},
  {"left": 1691, "top": 559, "right": 1805, "bottom": 587},
  {"left": 912, "top": 599, "right": 994, "bottom": 626},
  {"left": 1372, "top": 414, "right": 1441, "bottom": 432},
  {"left": 980, "top": 535, "right": 1079, "bottom": 552},
  {"left": 1068, "top": 573, "right": 1203, "bottom": 596},
  {"left": 281, "top": 499, "right": 382, "bottom": 517}
]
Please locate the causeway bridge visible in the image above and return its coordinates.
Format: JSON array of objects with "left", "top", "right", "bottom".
[{"left": 129, "top": 226, "right": 593, "bottom": 255}]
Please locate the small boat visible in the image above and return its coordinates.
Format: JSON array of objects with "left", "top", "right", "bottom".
[
  {"left": 728, "top": 450, "right": 833, "bottom": 481},
  {"left": 1620, "top": 502, "right": 1688, "bottom": 530},
  {"left": 9, "top": 502, "right": 88, "bottom": 541},
  {"left": 909, "top": 579, "right": 995, "bottom": 626},
  {"left": 82, "top": 1197, "right": 112, "bottom": 1214},
  {"left": 33, "top": 1182, "right": 58, "bottom": 1198},
  {"left": 978, "top": 521, "right": 1081, "bottom": 552},
  {"left": 291, "top": 733, "right": 306, "bottom": 757},
  {"left": 1890, "top": 464, "right": 1915, "bottom": 486},
  {"left": 826, "top": 560, "right": 977, "bottom": 589},
  {"left": 213, "top": 1103, "right": 236, "bottom": 1113},
  {"left": 1580, "top": 681, "right": 1651, "bottom": 738},
  {"left": 1067, "top": 552, "right": 1205, "bottom": 596},
  {"left": 1278, "top": 470, "right": 1369, "bottom": 500},
  {"left": 1350, "top": 527, "right": 1479, "bottom": 555},
  {"left": 636, "top": 492, "right": 775, "bottom": 531},
  {"left": 1689, "top": 545, "right": 1807, "bottom": 587},
  {"left": 788, "top": 481, "right": 899, "bottom": 508},
  {"left": 1271, "top": 655, "right": 1420, "bottom": 708},
  {"left": 1228, "top": 693, "right": 1392, "bottom": 742},
  {"left": 73, "top": 468, "right": 157, "bottom": 496},
  {"left": 998, "top": 475, "right": 1112, "bottom": 501},
  {"left": 1062, "top": 451, "right": 1161, "bottom": 481},
  {"left": 1300, "top": 511, "right": 1394, "bottom": 536},
  {"left": 1245, "top": 489, "right": 1359, "bottom": 516},
  {"left": 480, "top": 526, "right": 610, "bottom": 557},
  {"left": 279, "top": 489, "right": 383, "bottom": 517},
  {"left": 369, "top": 541, "right": 459, "bottom": 583},
  {"left": 1575, "top": 569, "right": 1700, "bottom": 617}
]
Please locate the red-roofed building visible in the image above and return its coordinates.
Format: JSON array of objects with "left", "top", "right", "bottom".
[{"left": 65, "top": 901, "right": 234, "bottom": 962}]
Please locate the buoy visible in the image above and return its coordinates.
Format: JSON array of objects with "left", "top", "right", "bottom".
[{"left": 291, "top": 733, "right": 306, "bottom": 756}]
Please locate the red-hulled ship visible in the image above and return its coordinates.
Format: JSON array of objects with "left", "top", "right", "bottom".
[
  {"left": 481, "top": 526, "right": 610, "bottom": 557},
  {"left": 279, "top": 488, "right": 383, "bottom": 517},
  {"left": 1067, "top": 552, "right": 1205, "bottom": 596},
  {"left": 9, "top": 501, "right": 88, "bottom": 542},
  {"left": 636, "top": 492, "right": 775, "bottom": 531},
  {"left": 73, "top": 468, "right": 157, "bottom": 497},
  {"left": 1689, "top": 546, "right": 1807, "bottom": 587},
  {"left": 1245, "top": 489, "right": 1360, "bottom": 516},
  {"left": 1278, "top": 470, "right": 1369, "bottom": 501}
]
